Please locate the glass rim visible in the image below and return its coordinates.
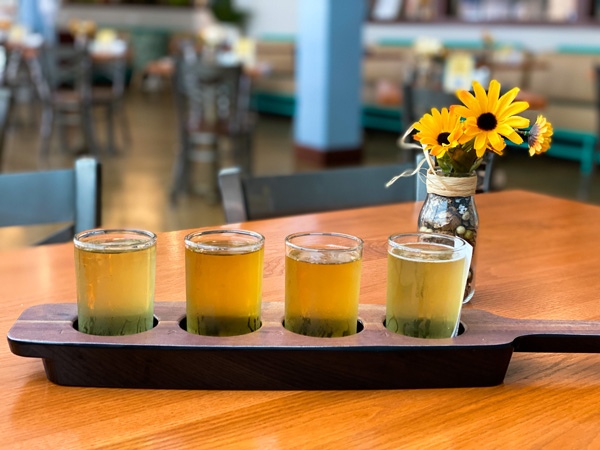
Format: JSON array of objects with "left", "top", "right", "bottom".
[
  {"left": 74, "top": 229, "right": 157, "bottom": 252},
  {"left": 184, "top": 229, "right": 265, "bottom": 252},
  {"left": 388, "top": 232, "right": 469, "bottom": 255},
  {"left": 285, "top": 232, "right": 363, "bottom": 253}
]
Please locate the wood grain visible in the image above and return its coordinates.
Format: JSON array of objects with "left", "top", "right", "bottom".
[{"left": 3, "top": 190, "right": 600, "bottom": 448}]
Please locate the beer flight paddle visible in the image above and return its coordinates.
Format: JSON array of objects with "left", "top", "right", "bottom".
[{"left": 8, "top": 301, "right": 600, "bottom": 390}]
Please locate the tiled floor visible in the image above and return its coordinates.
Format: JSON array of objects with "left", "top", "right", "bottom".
[{"left": 1, "top": 87, "right": 598, "bottom": 250}]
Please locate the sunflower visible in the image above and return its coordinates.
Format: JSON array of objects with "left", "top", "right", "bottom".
[
  {"left": 451, "top": 80, "right": 530, "bottom": 157},
  {"left": 412, "top": 107, "right": 464, "bottom": 157},
  {"left": 527, "top": 115, "right": 553, "bottom": 156}
]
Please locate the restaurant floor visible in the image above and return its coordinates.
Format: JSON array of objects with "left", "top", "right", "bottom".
[{"left": 1, "top": 88, "right": 598, "bottom": 250}]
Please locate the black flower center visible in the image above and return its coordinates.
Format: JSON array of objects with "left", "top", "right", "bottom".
[
  {"left": 477, "top": 112, "right": 497, "bottom": 131},
  {"left": 436, "top": 132, "right": 450, "bottom": 145}
]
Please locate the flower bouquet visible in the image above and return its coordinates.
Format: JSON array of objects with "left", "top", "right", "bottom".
[{"left": 391, "top": 79, "right": 553, "bottom": 302}]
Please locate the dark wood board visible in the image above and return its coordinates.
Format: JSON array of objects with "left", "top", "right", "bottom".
[{"left": 8, "top": 302, "right": 600, "bottom": 390}]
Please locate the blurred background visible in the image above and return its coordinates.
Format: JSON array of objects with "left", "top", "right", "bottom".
[{"left": 0, "top": 0, "right": 599, "bottom": 249}]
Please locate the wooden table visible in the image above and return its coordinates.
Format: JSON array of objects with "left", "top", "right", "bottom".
[{"left": 3, "top": 190, "right": 600, "bottom": 448}]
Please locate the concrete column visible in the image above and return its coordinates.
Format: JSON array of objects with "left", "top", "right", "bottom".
[{"left": 294, "top": 0, "right": 364, "bottom": 166}]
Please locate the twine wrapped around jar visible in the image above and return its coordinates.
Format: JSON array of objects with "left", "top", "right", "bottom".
[{"left": 425, "top": 171, "right": 477, "bottom": 197}]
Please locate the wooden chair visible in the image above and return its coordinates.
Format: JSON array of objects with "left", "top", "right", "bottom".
[
  {"left": 0, "top": 157, "right": 102, "bottom": 244},
  {"left": 171, "top": 42, "right": 254, "bottom": 203},
  {"left": 218, "top": 163, "right": 415, "bottom": 223}
]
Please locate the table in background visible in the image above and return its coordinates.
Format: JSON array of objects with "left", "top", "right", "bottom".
[{"left": 2, "top": 190, "right": 600, "bottom": 447}]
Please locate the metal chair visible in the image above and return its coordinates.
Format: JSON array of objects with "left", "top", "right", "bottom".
[
  {"left": 402, "top": 83, "right": 458, "bottom": 129},
  {"left": 90, "top": 51, "right": 131, "bottom": 155},
  {"left": 218, "top": 163, "right": 416, "bottom": 223},
  {"left": 0, "top": 157, "right": 101, "bottom": 244},
  {"left": 28, "top": 44, "right": 98, "bottom": 163},
  {"left": 171, "top": 43, "right": 254, "bottom": 203}
]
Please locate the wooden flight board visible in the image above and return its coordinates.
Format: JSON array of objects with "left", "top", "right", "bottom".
[{"left": 8, "top": 302, "right": 600, "bottom": 389}]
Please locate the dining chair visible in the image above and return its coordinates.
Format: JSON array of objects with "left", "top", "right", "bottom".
[
  {"left": 2, "top": 43, "right": 38, "bottom": 128},
  {"left": 28, "top": 44, "right": 98, "bottom": 164},
  {"left": 89, "top": 50, "right": 131, "bottom": 155},
  {"left": 171, "top": 42, "right": 254, "bottom": 204},
  {"left": 0, "top": 157, "right": 102, "bottom": 245},
  {"left": 402, "top": 84, "right": 458, "bottom": 129},
  {"left": 218, "top": 163, "right": 415, "bottom": 223}
]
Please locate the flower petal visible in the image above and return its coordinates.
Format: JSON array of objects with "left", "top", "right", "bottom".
[
  {"left": 456, "top": 90, "right": 481, "bottom": 116},
  {"left": 487, "top": 80, "right": 501, "bottom": 113},
  {"left": 474, "top": 132, "right": 487, "bottom": 153},
  {"left": 441, "top": 108, "right": 450, "bottom": 130},
  {"left": 504, "top": 116, "right": 530, "bottom": 128},
  {"left": 473, "top": 81, "right": 488, "bottom": 112},
  {"left": 494, "top": 87, "right": 519, "bottom": 115},
  {"left": 498, "top": 101, "right": 529, "bottom": 121},
  {"left": 488, "top": 130, "right": 501, "bottom": 147},
  {"left": 505, "top": 131, "right": 524, "bottom": 145},
  {"left": 450, "top": 105, "right": 473, "bottom": 119},
  {"left": 496, "top": 123, "right": 517, "bottom": 137}
]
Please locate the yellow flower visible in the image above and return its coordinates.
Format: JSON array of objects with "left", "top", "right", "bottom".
[
  {"left": 528, "top": 115, "right": 553, "bottom": 156},
  {"left": 412, "top": 107, "right": 464, "bottom": 157},
  {"left": 452, "top": 80, "right": 530, "bottom": 157}
]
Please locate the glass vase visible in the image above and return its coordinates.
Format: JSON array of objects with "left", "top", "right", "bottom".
[{"left": 417, "top": 192, "right": 479, "bottom": 303}]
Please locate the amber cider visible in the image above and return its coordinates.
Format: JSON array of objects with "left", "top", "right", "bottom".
[
  {"left": 75, "top": 239, "right": 156, "bottom": 336},
  {"left": 186, "top": 239, "right": 264, "bottom": 336},
  {"left": 386, "top": 242, "right": 468, "bottom": 339},
  {"left": 285, "top": 249, "right": 362, "bottom": 337}
]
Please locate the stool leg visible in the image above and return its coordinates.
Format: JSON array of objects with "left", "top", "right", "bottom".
[
  {"left": 117, "top": 101, "right": 132, "bottom": 150},
  {"left": 38, "top": 105, "right": 53, "bottom": 166},
  {"left": 170, "top": 132, "right": 190, "bottom": 204},
  {"left": 106, "top": 104, "right": 117, "bottom": 155},
  {"left": 82, "top": 104, "right": 99, "bottom": 157}
]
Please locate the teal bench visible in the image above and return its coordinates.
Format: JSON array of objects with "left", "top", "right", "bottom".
[
  {"left": 546, "top": 129, "right": 598, "bottom": 175},
  {"left": 508, "top": 128, "right": 599, "bottom": 175},
  {"left": 250, "top": 92, "right": 403, "bottom": 132}
]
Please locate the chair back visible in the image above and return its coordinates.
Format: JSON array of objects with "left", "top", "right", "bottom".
[
  {"left": 0, "top": 157, "right": 101, "bottom": 244},
  {"left": 219, "top": 164, "right": 416, "bottom": 223},
  {"left": 175, "top": 44, "right": 250, "bottom": 135},
  {"left": 403, "top": 84, "right": 458, "bottom": 126},
  {"left": 91, "top": 52, "right": 128, "bottom": 100},
  {"left": 0, "top": 88, "right": 12, "bottom": 170},
  {"left": 29, "top": 45, "right": 92, "bottom": 104}
]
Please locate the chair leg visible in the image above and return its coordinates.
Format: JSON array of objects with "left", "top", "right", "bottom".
[
  {"left": 170, "top": 136, "right": 191, "bottom": 205},
  {"left": 106, "top": 104, "right": 117, "bottom": 155},
  {"left": 117, "top": 102, "right": 132, "bottom": 150},
  {"left": 57, "top": 114, "right": 71, "bottom": 154},
  {"left": 82, "top": 105, "right": 99, "bottom": 157},
  {"left": 38, "top": 106, "right": 53, "bottom": 166}
]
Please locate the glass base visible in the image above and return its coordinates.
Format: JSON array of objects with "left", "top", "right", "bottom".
[{"left": 463, "top": 288, "right": 474, "bottom": 304}]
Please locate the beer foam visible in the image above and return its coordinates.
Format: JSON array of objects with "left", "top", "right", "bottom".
[
  {"left": 288, "top": 248, "right": 360, "bottom": 265},
  {"left": 389, "top": 244, "right": 464, "bottom": 263}
]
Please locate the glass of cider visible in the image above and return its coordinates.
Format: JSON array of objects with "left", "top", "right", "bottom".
[
  {"left": 285, "top": 232, "right": 363, "bottom": 338},
  {"left": 74, "top": 229, "right": 157, "bottom": 336},
  {"left": 185, "top": 229, "right": 265, "bottom": 336},
  {"left": 386, "top": 233, "right": 472, "bottom": 339}
]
